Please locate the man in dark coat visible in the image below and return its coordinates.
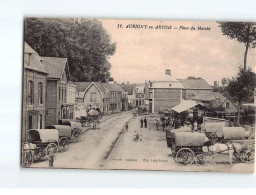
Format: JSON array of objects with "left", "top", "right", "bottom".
[
  {"left": 140, "top": 118, "right": 143, "bottom": 128},
  {"left": 144, "top": 117, "right": 147, "bottom": 128}
]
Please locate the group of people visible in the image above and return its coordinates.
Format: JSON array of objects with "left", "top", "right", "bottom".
[{"left": 140, "top": 117, "right": 147, "bottom": 128}]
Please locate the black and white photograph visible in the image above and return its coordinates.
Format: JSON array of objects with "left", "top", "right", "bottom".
[{"left": 21, "top": 18, "right": 255, "bottom": 172}]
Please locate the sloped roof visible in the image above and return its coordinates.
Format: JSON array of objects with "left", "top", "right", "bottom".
[
  {"left": 24, "top": 42, "right": 47, "bottom": 74},
  {"left": 74, "top": 82, "right": 91, "bottom": 92},
  {"left": 192, "top": 93, "right": 215, "bottom": 101},
  {"left": 178, "top": 78, "right": 212, "bottom": 90},
  {"left": 74, "top": 82, "right": 109, "bottom": 99},
  {"left": 213, "top": 92, "right": 227, "bottom": 106},
  {"left": 120, "top": 84, "right": 135, "bottom": 95},
  {"left": 41, "top": 57, "right": 67, "bottom": 79}
]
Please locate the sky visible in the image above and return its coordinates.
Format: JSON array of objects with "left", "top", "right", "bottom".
[{"left": 101, "top": 19, "right": 255, "bottom": 85}]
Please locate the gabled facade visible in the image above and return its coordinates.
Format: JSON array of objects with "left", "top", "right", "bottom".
[
  {"left": 41, "top": 57, "right": 70, "bottom": 126},
  {"left": 213, "top": 92, "right": 238, "bottom": 116},
  {"left": 22, "top": 42, "right": 48, "bottom": 141}
]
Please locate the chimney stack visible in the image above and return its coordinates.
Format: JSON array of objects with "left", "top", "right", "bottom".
[{"left": 165, "top": 69, "right": 171, "bottom": 76}]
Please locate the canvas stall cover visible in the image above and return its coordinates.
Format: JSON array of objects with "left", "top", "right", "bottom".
[
  {"left": 172, "top": 132, "right": 206, "bottom": 146},
  {"left": 222, "top": 127, "right": 246, "bottom": 139}
]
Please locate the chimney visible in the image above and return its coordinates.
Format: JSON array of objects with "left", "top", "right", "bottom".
[{"left": 165, "top": 69, "right": 171, "bottom": 76}]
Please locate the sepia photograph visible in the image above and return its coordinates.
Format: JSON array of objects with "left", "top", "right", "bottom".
[{"left": 21, "top": 18, "right": 255, "bottom": 172}]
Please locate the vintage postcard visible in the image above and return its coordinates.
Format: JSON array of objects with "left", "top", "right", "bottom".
[{"left": 21, "top": 18, "right": 255, "bottom": 172}]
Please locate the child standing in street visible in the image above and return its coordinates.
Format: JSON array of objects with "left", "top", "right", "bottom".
[{"left": 48, "top": 145, "right": 56, "bottom": 168}]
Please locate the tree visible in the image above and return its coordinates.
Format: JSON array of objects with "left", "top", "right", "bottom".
[
  {"left": 221, "top": 78, "right": 227, "bottom": 86},
  {"left": 226, "top": 67, "right": 256, "bottom": 124},
  {"left": 218, "top": 22, "right": 256, "bottom": 70},
  {"left": 24, "top": 18, "right": 116, "bottom": 82}
]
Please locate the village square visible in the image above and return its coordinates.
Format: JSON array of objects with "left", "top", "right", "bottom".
[{"left": 22, "top": 19, "right": 255, "bottom": 172}]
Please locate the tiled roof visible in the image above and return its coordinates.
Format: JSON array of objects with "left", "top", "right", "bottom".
[
  {"left": 192, "top": 93, "right": 215, "bottom": 101},
  {"left": 74, "top": 82, "right": 91, "bottom": 92},
  {"left": 213, "top": 92, "right": 227, "bottom": 106},
  {"left": 178, "top": 78, "right": 212, "bottom": 90},
  {"left": 120, "top": 84, "right": 135, "bottom": 95},
  {"left": 24, "top": 42, "right": 47, "bottom": 74},
  {"left": 41, "top": 57, "right": 67, "bottom": 79}
]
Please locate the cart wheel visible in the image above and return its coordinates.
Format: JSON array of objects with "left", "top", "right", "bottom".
[
  {"left": 239, "top": 145, "right": 254, "bottom": 163},
  {"left": 71, "top": 130, "right": 81, "bottom": 142},
  {"left": 58, "top": 137, "right": 70, "bottom": 152},
  {"left": 176, "top": 148, "right": 195, "bottom": 166},
  {"left": 46, "top": 143, "right": 58, "bottom": 156},
  {"left": 195, "top": 154, "right": 206, "bottom": 166}
]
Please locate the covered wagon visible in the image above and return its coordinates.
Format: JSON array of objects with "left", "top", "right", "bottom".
[
  {"left": 47, "top": 125, "right": 72, "bottom": 152},
  {"left": 59, "top": 119, "right": 82, "bottom": 142},
  {"left": 22, "top": 129, "right": 59, "bottom": 166},
  {"left": 168, "top": 131, "right": 208, "bottom": 166}
]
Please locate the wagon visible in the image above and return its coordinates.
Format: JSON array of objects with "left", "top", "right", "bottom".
[
  {"left": 22, "top": 129, "right": 59, "bottom": 167},
  {"left": 59, "top": 119, "right": 82, "bottom": 142},
  {"left": 47, "top": 125, "right": 72, "bottom": 152},
  {"left": 220, "top": 127, "right": 254, "bottom": 163},
  {"left": 167, "top": 131, "right": 208, "bottom": 166}
]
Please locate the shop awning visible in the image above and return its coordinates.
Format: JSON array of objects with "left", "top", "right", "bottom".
[{"left": 171, "top": 100, "right": 203, "bottom": 113}]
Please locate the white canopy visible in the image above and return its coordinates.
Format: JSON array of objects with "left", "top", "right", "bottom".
[{"left": 171, "top": 100, "right": 203, "bottom": 113}]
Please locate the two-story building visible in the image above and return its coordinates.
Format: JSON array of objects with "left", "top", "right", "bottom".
[
  {"left": 74, "top": 82, "right": 110, "bottom": 114},
  {"left": 149, "top": 69, "right": 183, "bottom": 113},
  {"left": 178, "top": 78, "right": 215, "bottom": 104},
  {"left": 120, "top": 84, "right": 136, "bottom": 110},
  {"left": 22, "top": 42, "right": 48, "bottom": 141},
  {"left": 41, "top": 57, "right": 70, "bottom": 126}
]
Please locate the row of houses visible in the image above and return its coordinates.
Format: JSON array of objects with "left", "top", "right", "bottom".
[{"left": 22, "top": 42, "right": 144, "bottom": 141}]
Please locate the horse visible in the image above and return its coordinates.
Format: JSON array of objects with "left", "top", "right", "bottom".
[{"left": 206, "top": 142, "right": 243, "bottom": 165}]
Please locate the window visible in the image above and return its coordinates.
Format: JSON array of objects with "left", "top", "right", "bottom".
[
  {"left": 62, "top": 88, "right": 64, "bottom": 101},
  {"left": 38, "top": 82, "right": 43, "bottom": 104},
  {"left": 226, "top": 102, "right": 230, "bottom": 109},
  {"left": 28, "top": 116, "right": 33, "bottom": 129},
  {"left": 28, "top": 80, "right": 33, "bottom": 104},
  {"left": 59, "top": 87, "right": 61, "bottom": 101},
  {"left": 91, "top": 92, "right": 96, "bottom": 102},
  {"left": 39, "top": 114, "right": 43, "bottom": 129}
]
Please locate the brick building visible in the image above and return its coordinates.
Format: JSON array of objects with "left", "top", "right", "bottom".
[
  {"left": 178, "top": 78, "right": 215, "bottom": 103},
  {"left": 22, "top": 42, "right": 48, "bottom": 141},
  {"left": 41, "top": 57, "right": 70, "bottom": 127},
  {"left": 149, "top": 69, "right": 183, "bottom": 113}
]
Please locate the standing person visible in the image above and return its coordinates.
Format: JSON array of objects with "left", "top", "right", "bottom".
[
  {"left": 162, "top": 120, "right": 165, "bottom": 131},
  {"left": 156, "top": 120, "right": 159, "bottom": 130},
  {"left": 125, "top": 122, "right": 129, "bottom": 131},
  {"left": 48, "top": 145, "right": 55, "bottom": 168},
  {"left": 140, "top": 118, "right": 143, "bottom": 128},
  {"left": 144, "top": 117, "right": 147, "bottom": 128}
]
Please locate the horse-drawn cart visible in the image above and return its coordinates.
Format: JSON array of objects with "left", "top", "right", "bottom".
[
  {"left": 167, "top": 130, "right": 208, "bottom": 166},
  {"left": 22, "top": 129, "right": 59, "bottom": 167},
  {"left": 59, "top": 119, "right": 82, "bottom": 142},
  {"left": 47, "top": 125, "right": 72, "bottom": 152}
]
